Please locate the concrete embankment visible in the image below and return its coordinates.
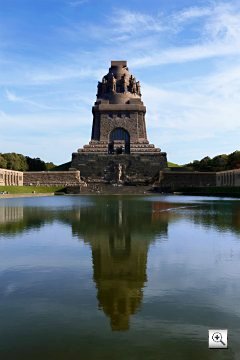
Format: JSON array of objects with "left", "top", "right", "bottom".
[{"left": 0, "top": 193, "right": 55, "bottom": 199}]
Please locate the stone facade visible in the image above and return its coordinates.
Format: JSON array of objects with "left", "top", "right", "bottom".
[
  {"left": 0, "top": 168, "right": 23, "bottom": 186},
  {"left": 216, "top": 169, "right": 240, "bottom": 186},
  {"left": 72, "top": 153, "right": 166, "bottom": 184},
  {"left": 158, "top": 170, "right": 216, "bottom": 190},
  {"left": 23, "top": 171, "right": 82, "bottom": 186},
  {"left": 72, "top": 60, "right": 167, "bottom": 183}
]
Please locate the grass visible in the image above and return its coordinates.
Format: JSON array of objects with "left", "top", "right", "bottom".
[
  {"left": 0, "top": 186, "right": 65, "bottom": 194},
  {"left": 167, "top": 162, "right": 181, "bottom": 167},
  {"left": 50, "top": 161, "right": 71, "bottom": 171}
]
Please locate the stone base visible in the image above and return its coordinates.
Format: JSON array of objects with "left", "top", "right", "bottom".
[
  {"left": 78, "top": 140, "right": 161, "bottom": 154},
  {"left": 71, "top": 152, "right": 167, "bottom": 184}
]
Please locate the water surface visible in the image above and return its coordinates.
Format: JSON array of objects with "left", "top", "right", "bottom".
[{"left": 0, "top": 195, "right": 240, "bottom": 359}]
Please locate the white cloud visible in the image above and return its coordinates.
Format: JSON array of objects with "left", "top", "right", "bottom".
[
  {"left": 0, "top": 110, "right": 92, "bottom": 163},
  {"left": 143, "top": 66, "right": 240, "bottom": 133},
  {"left": 67, "top": 0, "right": 88, "bottom": 7},
  {"left": 128, "top": 2, "right": 240, "bottom": 67},
  {"left": 174, "top": 6, "right": 212, "bottom": 23},
  {"left": 141, "top": 60, "right": 240, "bottom": 162},
  {"left": 26, "top": 66, "right": 104, "bottom": 85},
  {"left": 110, "top": 9, "right": 165, "bottom": 35},
  {"left": 4, "top": 89, "right": 60, "bottom": 110},
  {"left": 204, "top": 3, "right": 240, "bottom": 42},
  {"left": 131, "top": 41, "right": 240, "bottom": 68}
]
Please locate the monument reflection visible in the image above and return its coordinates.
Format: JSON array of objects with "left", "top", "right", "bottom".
[
  {"left": 1, "top": 196, "right": 239, "bottom": 331},
  {"left": 70, "top": 198, "right": 169, "bottom": 331}
]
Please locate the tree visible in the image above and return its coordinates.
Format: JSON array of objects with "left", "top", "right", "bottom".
[
  {"left": 3, "top": 153, "right": 28, "bottom": 171},
  {"left": 26, "top": 157, "right": 47, "bottom": 171},
  {"left": 0, "top": 154, "right": 7, "bottom": 169},
  {"left": 45, "top": 162, "right": 55, "bottom": 170},
  {"left": 227, "top": 151, "right": 240, "bottom": 169}
]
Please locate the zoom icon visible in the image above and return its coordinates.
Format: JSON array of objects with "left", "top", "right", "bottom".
[{"left": 209, "top": 329, "right": 228, "bottom": 349}]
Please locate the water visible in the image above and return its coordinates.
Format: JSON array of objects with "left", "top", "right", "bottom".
[{"left": 0, "top": 195, "right": 240, "bottom": 360}]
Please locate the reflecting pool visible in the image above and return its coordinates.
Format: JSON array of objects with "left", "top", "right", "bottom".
[{"left": 0, "top": 195, "right": 240, "bottom": 359}]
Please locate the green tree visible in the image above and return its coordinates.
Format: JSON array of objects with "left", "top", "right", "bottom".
[
  {"left": 26, "top": 157, "right": 47, "bottom": 171},
  {"left": 3, "top": 153, "right": 28, "bottom": 171},
  {"left": 0, "top": 154, "right": 7, "bottom": 169},
  {"left": 45, "top": 162, "right": 55, "bottom": 170},
  {"left": 211, "top": 154, "right": 228, "bottom": 171},
  {"left": 227, "top": 151, "right": 240, "bottom": 169}
]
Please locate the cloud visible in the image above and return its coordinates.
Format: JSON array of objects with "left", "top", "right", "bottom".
[
  {"left": 206, "top": 3, "right": 240, "bottom": 42},
  {"left": 57, "top": 2, "right": 240, "bottom": 70},
  {"left": 67, "top": 0, "right": 88, "bottom": 7},
  {"left": 143, "top": 65, "right": 240, "bottom": 133},
  {"left": 128, "top": 2, "right": 240, "bottom": 67},
  {"left": 110, "top": 9, "right": 165, "bottom": 35},
  {"left": 0, "top": 110, "right": 92, "bottom": 163},
  {"left": 173, "top": 6, "right": 213, "bottom": 23},
  {"left": 141, "top": 60, "right": 240, "bottom": 162},
  {"left": 3, "top": 2, "right": 240, "bottom": 87},
  {"left": 5, "top": 89, "right": 43, "bottom": 108},
  {"left": 131, "top": 42, "right": 240, "bottom": 68},
  {"left": 4, "top": 89, "right": 58, "bottom": 110}
]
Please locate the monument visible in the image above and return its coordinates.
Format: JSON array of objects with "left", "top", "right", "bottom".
[{"left": 71, "top": 61, "right": 167, "bottom": 184}]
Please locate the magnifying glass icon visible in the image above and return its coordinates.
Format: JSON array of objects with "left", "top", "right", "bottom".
[{"left": 212, "top": 332, "right": 226, "bottom": 346}]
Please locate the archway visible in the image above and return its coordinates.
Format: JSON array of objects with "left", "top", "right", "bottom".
[{"left": 108, "top": 127, "right": 130, "bottom": 154}]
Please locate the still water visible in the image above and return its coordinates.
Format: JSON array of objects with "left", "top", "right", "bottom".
[{"left": 0, "top": 195, "right": 240, "bottom": 360}]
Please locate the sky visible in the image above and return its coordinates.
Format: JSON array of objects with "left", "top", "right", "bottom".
[{"left": 0, "top": 0, "right": 240, "bottom": 165}]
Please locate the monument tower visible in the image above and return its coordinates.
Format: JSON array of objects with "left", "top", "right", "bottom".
[{"left": 71, "top": 61, "right": 167, "bottom": 183}]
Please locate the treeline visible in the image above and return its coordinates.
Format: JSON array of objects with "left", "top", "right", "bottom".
[
  {"left": 184, "top": 150, "right": 240, "bottom": 172},
  {"left": 0, "top": 153, "right": 55, "bottom": 171}
]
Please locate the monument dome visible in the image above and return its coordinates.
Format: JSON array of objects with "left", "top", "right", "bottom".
[{"left": 96, "top": 60, "right": 141, "bottom": 104}]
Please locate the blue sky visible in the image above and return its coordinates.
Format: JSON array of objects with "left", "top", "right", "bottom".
[{"left": 1, "top": 0, "right": 240, "bottom": 165}]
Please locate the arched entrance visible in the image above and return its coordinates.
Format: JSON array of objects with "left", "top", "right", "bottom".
[{"left": 108, "top": 127, "right": 130, "bottom": 154}]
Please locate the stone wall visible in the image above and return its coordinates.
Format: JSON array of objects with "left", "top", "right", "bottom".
[
  {"left": 23, "top": 171, "right": 81, "bottom": 186},
  {"left": 216, "top": 169, "right": 240, "bottom": 186},
  {"left": 0, "top": 168, "right": 23, "bottom": 186},
  {"left": 71, "top": 153, "right": 167, "bottom": 184},
  {"left": 158, "top": 170, "right": 216, "bottom": 190}
]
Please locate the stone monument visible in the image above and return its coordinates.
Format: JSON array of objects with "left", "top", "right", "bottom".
[{"left": 71, "top": 61, "right": 167, "bottom": 184}]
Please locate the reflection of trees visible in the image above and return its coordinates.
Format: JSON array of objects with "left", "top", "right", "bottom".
[
  {"left": 1, "top": 197, "right": 239, "bottom": 330},
  {"left": 150, "top": 200, "right": 240, "bottom": 235},
  {"left": 185, "top": 202, "right": 240, "bottom": 235}
]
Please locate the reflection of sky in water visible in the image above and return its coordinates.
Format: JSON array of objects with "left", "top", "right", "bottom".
[{"left": 0, "top": 195, "right": 240, "bottom": 359}]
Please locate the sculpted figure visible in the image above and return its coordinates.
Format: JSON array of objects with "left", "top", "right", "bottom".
[
  {"left": 132, "top": 77, "right": 137, "bottom": 94},
  {"left": 97, "top": 81, "right": 102, "bottom": 97},
  {"left": 118, "top": 163, "right": 122, "bottom": 181},
  {"left": 122, "top": 74, "right": 128, "bottom": 93},
  {"left": 112, "top": 75, "right": 116, "bottom": 92},
  {"left": 108, "top": 73, "right": 116, "bottom": 93},
  {"left": 102, "top": 77, "right": 107, "bottom": 94},
  {"left": 136, "top": 81, "right": 141, "bottom": 96},
  {"left": 129, "top": 75, "right": 134, "bottom": 92}
]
